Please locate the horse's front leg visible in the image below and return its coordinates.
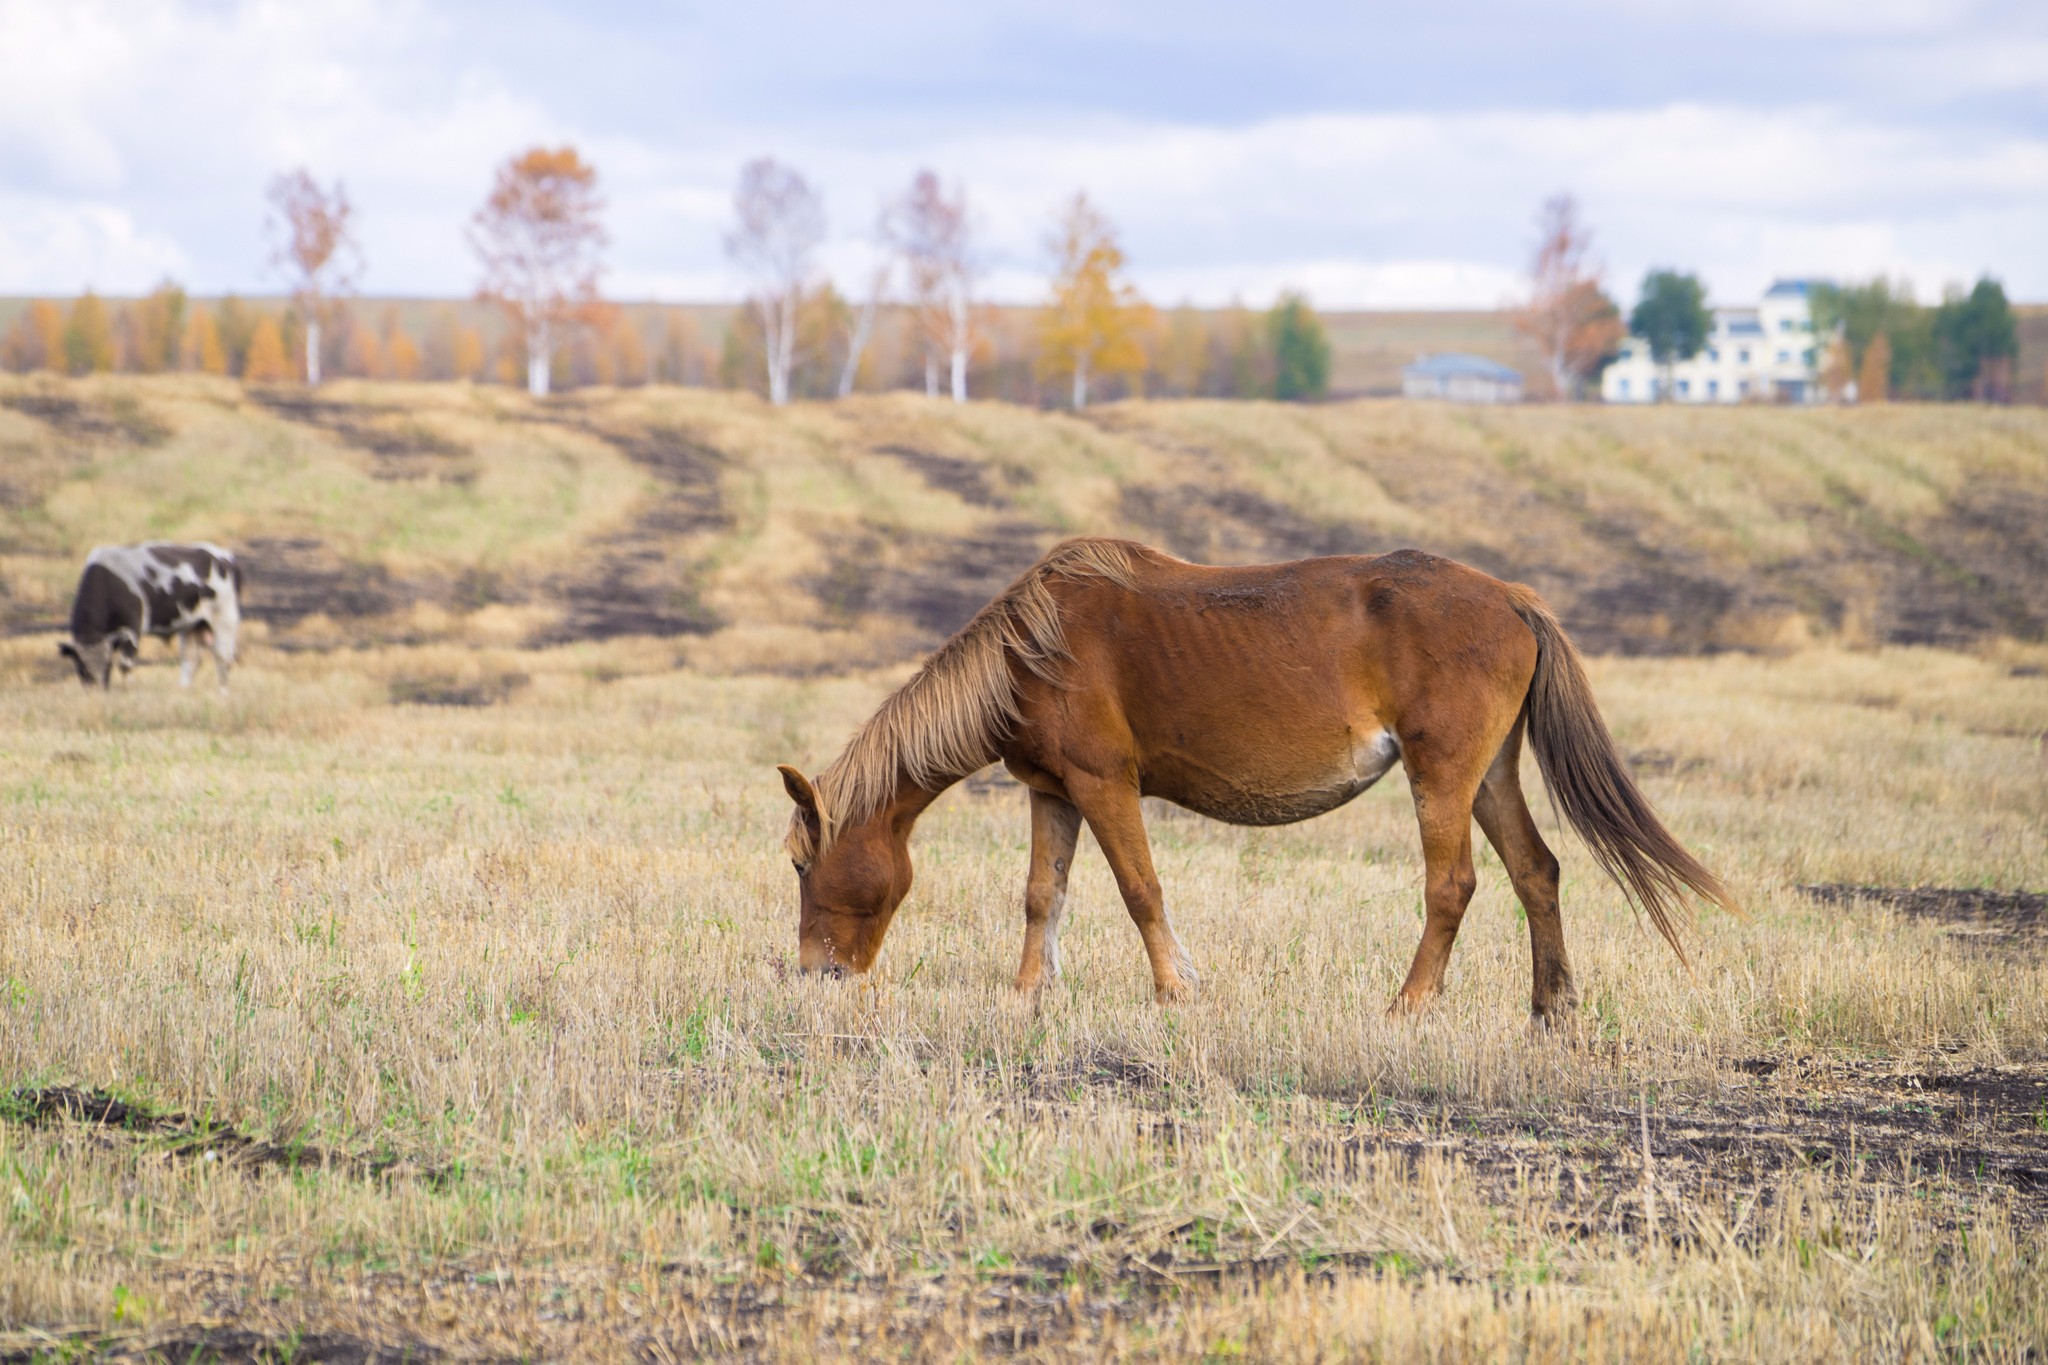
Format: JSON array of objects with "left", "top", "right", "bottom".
[
  {"left": 1016, "top": 789, "right": 1082, "bottom": 994},
  {"left": 1065, "top": 774, "right": 1198, "bottom": 1003}
]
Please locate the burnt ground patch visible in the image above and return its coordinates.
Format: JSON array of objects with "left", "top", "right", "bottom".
[
  {"left": 873, "top": 521, "right": 1050, "bottom": 638},
  {"left": 250, "top": 393, "right": 474, "bottom": 483},
  {"left": 388, "top": 671, "right": 530, "bottom": 707},
  {"left": 875, "top": 444, "right": 1011, "bottom": 509},
  {"left": 1303, "top": 1058, "right": 2048, "bottom": 1235},
  {"left": 1800, "top": 883, "right": 2048, "bottom": 946},
  {"left": 1118, "top": 483, "right": 1381, "bottom": 565},
  {"left": 236, "top": 536, "right": 414, "bottom": 628},
  {"left": 5, "top": 1087, "right": 447, "bottom": 1185},
  {"left": 0, "top": 390, "right": 172, "bottom": 446},
  {"left": 526, "top": 419, "right": 729, "bottom": 644},
  {"left": 87, "top": 1329, "right": 439, "bottom": 1364}
]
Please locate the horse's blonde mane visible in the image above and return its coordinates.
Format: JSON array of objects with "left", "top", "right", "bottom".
[{"left": 786, "top": 537, "right": 1143, "bottom": 864}]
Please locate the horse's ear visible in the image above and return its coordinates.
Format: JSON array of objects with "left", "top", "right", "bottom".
[{"left": 777, "top": 764, "right": 819, "bottom": 817}]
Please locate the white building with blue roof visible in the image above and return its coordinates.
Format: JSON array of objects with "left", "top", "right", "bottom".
[{"left": 1602, "top": 280, "right": 1823, "bottom": 404}]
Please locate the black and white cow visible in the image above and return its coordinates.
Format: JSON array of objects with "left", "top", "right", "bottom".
[{"left": 60, "top": 542, "right": 244, "bottom": 689}]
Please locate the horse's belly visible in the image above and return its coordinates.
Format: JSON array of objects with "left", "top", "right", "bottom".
[{"left": 1146, "top": 727, "right": 1402, "bottom": 827}]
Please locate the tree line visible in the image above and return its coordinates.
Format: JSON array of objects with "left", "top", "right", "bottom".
[
  {"left": 1, "top": 148, "right": 1331, "bottom": 407},
  {"left": 1509, "top": 194, "right": 2024, "bottom": 402}
]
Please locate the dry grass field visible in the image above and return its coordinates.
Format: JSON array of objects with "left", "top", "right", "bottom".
[{"left": 0, "top": 378, "right": 2045, "bottom": 1360}]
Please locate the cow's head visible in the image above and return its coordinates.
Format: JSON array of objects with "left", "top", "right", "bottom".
[{"left": 59, "top": 630, "right": 139, "bottom": 687}]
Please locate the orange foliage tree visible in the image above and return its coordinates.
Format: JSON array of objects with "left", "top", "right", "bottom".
[
  {"left": 1859, "top": 332, "right": 1891, "bottom": 403},
  {"left": 471, "top": 147, "right": 607, "bottom": 396},
  {"left": 241, "top": 315, "right": 292, "bottom": 382},
  {"left": 64, "top": 293, "right": 116, "bottom": 374},
  {"left": 183, "top": 307, "right": 227, "bottom": 374},
  {"left": 1, "top": 301, "right": 66, "bottom": 372},
  {"left": 1511, "top": 194, "right": 1625, "bottom": 400},
  {"left": 268, "top": 170, "right": 359, "bottom": 386},
  {"left": 1036, "top": 194, "right": 1153, "bottom": 409},
  {"left": 382, "top": 309, "right": 423, "bottom": 380}
]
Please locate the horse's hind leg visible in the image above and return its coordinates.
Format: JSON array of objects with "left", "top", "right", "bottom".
[
  {"left": 1391, "top": 777, "right": 1480, "bottom": 1014},
  {"left": 1472, "top": 719, "right": 1577, "bottom": 1026},
  {"left": 1017, "top": 789, "right": 1082, "bottom": 994}
]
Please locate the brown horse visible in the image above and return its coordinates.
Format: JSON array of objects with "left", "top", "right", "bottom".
[{"left": 779, "top": 538, "right": 1732, "bottom": 1021}]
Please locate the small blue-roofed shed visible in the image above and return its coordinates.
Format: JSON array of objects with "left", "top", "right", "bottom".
[{"left": 1400, "top": 353, "right": 1524, "bottom": 403}]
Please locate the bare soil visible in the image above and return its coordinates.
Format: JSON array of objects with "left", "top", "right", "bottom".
[
  {"left": 249, "top": 393, "right": 475, "bottom": 484},
  {"left": 1800, "top": 883, "right": 2048, "bottom": 946},
  {"left": 7, "top": 1087, "right": 447, "bottom": 1186},
  {"left": 524, "top": 416, "right": 728, "bottom": 645}
]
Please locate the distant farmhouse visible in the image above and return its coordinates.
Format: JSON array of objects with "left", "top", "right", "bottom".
[
  {"left": 1401, "top": 353, "right": 1525, "bottom": 404},
  {"left": 1603, "top": 280, "right": 1821, "bottom": 404}
]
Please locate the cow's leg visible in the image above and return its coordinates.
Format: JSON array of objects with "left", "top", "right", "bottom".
[
  {"left": 1472, "top": 720, "right": 1577, "bottom": 1026},
  {"left": 1064, "top": 774, "right": 1196, "bottom": 1002},
  {"left": 1016, "top": 789, "right": 1082, "bottom": 994},
  {"left": 206, "top": 622, "right": 233, "bottom": 690},
  {"left": 177, "top": 631, "right": 200, "bottom": 687}
]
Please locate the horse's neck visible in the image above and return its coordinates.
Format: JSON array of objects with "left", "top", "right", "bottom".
[{"left": 870, "top": 769, "right": 951, "bottom": 839}]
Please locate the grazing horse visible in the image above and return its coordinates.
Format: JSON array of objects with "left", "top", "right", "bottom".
[{"left": 778, "top": 538, "right": 1732, "bottom": 1021}]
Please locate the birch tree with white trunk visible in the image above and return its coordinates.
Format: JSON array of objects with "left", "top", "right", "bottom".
[
  {"left": 266, "top": 170, "right": 359, "bottom": 387},
  {"left": 726, "top": 159, "right": 826, "bottom": 406},
  {"left": 894, "top": 171, "right": 977, "bottom": 402},
  {"left": 837, "top": 242, "right": 894, "bottom": 399},
  {"left": 469, "top": 147, "right": 607, "bottom": 397}
]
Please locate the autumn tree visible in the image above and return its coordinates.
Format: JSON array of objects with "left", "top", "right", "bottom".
[
  {"left": 1036, "top": 194, "right": 1152, "bottom": 409},
  {"left": 894, "top": 171, "right": 978, "bottom": 401},
  {"left": 64, "top": 292, "right": 116, "bottom": 374},
  {"left": 725, "top": 158, "right": 825, "bottom": 406},
  {"left": 1, "top": 301, "right": 66, "bottom": 372},
  {"left": 1810, "top": 279, "right": 1941, "bottom": 400},
  {"left": 1511, "top": 195, "right": 1625, "bottom": 400},
  {"left": 382, "top": 319, "right": 422, "bottom": 381},
  {"left": 183, "top": 306, "right": 227, "bottom": 374},
  {"left": 267, "top": 170, "right": 359, "bottom": 386},
  {"left": 1858, "top": 332, "right": 1891, "bottom": 403},
  {"left": 242, "top": 314, "right": 291, "bottom": 382},
  {"left": 121, "top": 281, "right": 187, "bottom": 373},
  {"left": 471, "top": 147, "right": 607, "bottom": 397}
]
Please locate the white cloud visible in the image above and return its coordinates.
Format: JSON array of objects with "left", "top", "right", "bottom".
[
  {"left": 0, "top": 197, "right": 190, "bottom": 292},
  {"left": 2, "top": 1, "right": 2043, "bottom": 308}
]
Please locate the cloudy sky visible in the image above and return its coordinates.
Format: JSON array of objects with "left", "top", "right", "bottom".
[{"left": 2, "top": 0, "right": 2043, "bottom": 308}]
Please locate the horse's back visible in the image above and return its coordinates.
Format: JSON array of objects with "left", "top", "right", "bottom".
[{"left": 1010, "top": 548, "right": 1532, "bottom": 823}]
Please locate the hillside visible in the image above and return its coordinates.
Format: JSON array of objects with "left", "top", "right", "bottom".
[{"left": 2, "top": 374, "right": 2044, "bottom": 675}]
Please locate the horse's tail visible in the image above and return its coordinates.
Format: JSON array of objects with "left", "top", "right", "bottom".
[{"left": 1505, "top": 584, "right": 1738, "bottom": 964}]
